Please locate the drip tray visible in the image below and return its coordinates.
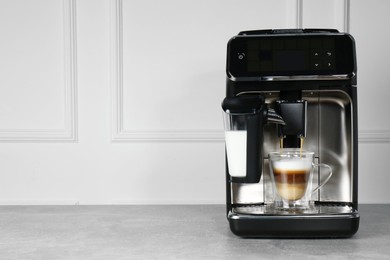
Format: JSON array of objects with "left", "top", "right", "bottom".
[
  {"left": 232, "top": 204, "right": 356, "bottom": 216},
  {"left": 228, "top": 203, "right": 360, "bottom": 237}
]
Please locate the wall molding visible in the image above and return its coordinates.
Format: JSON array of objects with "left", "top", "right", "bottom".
[
  {"left": 110, "top": 0, "right": 221, "bottom": 142},
  {"left": 0, "top": 0, "right": 78, "bottom": 142},
  {"left": 296, "top": 0, "right": 303, "bottom": 28},
  {"left": 344, "top": 0, "right": 350, "bottom": 33},
  {"left": 359, "top": 130, "right": 390, "bottom": 143},
  {"left": 113, "top": 129, "right": 224, "bottom": 142},
  {"left": 299, "top": 0, "right": 350, "bottom": 32}
]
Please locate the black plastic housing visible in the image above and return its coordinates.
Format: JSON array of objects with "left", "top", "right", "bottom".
[
  {"left": 276, "top": 100, "right": 307, "bottom": 148},
  {"left": 229, "top": 209, "right": 360, "bottom": 238}
]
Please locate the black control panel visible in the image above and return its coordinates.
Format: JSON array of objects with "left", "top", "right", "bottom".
[{"left": 227, "top": 34, "right": 356, "bottom": 78}]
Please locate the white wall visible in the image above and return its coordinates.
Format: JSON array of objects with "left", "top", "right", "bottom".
[{"left": 0, "top": 0, "right": 389, "bottom": 205}]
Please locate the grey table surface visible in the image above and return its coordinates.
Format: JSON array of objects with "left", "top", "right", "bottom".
[{"left": 0, "top": 204, "right": 389, "bottom": 260}]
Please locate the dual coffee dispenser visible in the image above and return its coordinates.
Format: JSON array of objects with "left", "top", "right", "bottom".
[{"left": 222, "top": 29, "right": 360, "bottom": 238}]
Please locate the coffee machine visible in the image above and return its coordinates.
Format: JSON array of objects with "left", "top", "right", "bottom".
[{"left": 222, "top": 29, "right": 359, "bottom": 238}]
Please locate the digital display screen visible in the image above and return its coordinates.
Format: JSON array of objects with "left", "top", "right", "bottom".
[
  {"left": 226, "top": 34, "right": 355, "bottom": 78},
  {"left": 274, "top": 50, "right": 306, "bottom": 71},
  {"left": 247, "top": 50, "right": 306, "bottom": 72}
]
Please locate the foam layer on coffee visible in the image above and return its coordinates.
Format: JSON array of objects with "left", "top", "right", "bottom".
[{"left": 273, "top": 159, "right": 311, "bottom": 172}]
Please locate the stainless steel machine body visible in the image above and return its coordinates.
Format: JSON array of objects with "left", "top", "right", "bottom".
[{"left": 224, "top": 29, "right": 359, "bottom": 237}]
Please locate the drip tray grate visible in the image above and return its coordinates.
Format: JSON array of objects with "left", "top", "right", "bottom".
[{"left": 232, "top": 204, "right": 356, "bottom": 216}]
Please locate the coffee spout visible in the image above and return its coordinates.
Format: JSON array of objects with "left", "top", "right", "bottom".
[{"left": 275, "top": 100, "right": 307, "bottom": 148}]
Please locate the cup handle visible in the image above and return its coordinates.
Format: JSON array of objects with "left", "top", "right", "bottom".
[{"left": 311, "top": 163, "right": 332, "bottom": 194}]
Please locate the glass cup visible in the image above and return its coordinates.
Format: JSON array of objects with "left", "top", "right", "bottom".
[{"left": 269, "top": 150, "right": 332, "bottom": 210}]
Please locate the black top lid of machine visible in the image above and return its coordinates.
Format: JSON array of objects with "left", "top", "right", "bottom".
[
  {"left": 226, "top": 29, "right": 356, "bottom": 80},
  {"left": 238, "top": 28, "right": 340, "bottom": 35}
]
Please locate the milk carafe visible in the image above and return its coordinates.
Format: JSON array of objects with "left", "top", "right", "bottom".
[{"left": 222, "top": 96, "right": 284, "bottom": 183}]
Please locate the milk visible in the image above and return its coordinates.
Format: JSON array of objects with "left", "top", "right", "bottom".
[{"left": 225, "top": 131, "right": 247, "bottom": 177}]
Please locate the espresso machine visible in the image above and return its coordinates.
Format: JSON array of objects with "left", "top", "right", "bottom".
[{"left": 222, "top": 29, "right": 360, "bottom": 237}]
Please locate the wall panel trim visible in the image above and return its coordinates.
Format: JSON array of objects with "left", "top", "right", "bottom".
[
  {"left": 344, "top": 0, "right": 350, "bottom": 33},
  {"left": 110, "top": 0, "right": 222, "bottom": 142},
  {"left": 0, "top": 0, "right": 78, "bottom": 142},
  {"left": 296, "top": 0, "right": 303, "bottom": 28},
  {"left": 359, "top": 130, "right": 390, "bottom": 143}
]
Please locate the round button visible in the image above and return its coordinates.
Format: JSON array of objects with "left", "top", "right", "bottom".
[{"left": 237, "top": 53, "right": 245, "bottom": 60}]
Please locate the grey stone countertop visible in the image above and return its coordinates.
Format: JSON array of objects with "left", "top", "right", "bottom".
[{"left": 0, "top": 204, "right": 389, "bottom": 259}]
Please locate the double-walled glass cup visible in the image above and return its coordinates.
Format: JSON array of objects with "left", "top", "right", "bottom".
[{"left": 269, "top": 150, "right": 332, "bottom": 210}]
